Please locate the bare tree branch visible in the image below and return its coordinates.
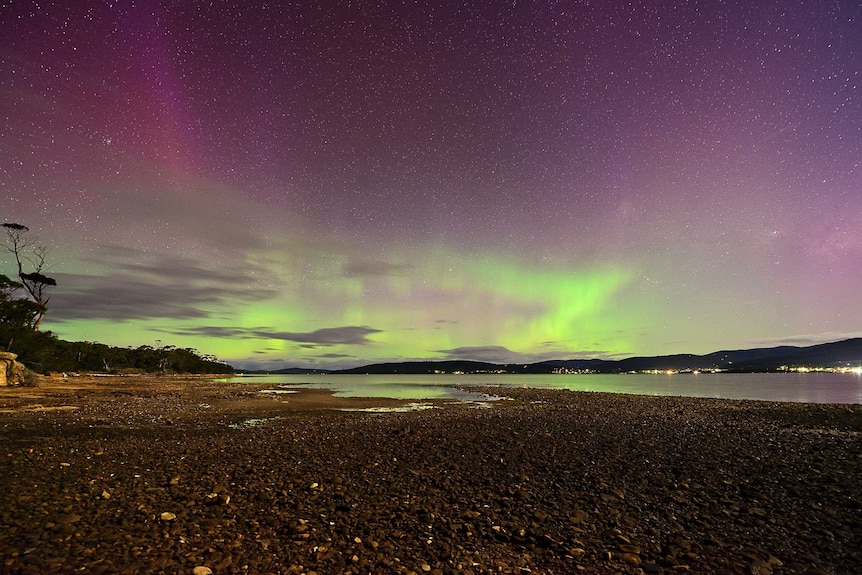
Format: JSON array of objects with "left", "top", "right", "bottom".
[{"left": 2, "top": 223, "right": 55, "bottom": 330}]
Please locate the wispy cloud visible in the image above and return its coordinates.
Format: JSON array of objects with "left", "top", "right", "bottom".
[
  {"left": 158, "top": 326, "right": 259, "bottom": 339},
  {"left": 343, "top": 260, "right": 413, "bottom": 277},
  {"left": 435, "top": 344, "right": 630, "bottom": 364},
  {"left": 436, "top": 345, "right": 556, "bottom": 364},
  {"left": 744, "top": 332, "right": 862, "bottom": 348},
  {"left": 436, "top": 346, "right": 518, "bottom": 362},
  {"left": 158, "top": 325, "right": 383, "bottom": 346}
]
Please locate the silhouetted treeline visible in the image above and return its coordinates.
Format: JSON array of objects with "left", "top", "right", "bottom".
[{"left": 0, "top": 327, "right": 233, "bottom": 375}]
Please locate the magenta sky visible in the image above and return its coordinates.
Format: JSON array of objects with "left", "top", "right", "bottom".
[{"left": 2, "top": 1, "right": 861, "bottom": 369}]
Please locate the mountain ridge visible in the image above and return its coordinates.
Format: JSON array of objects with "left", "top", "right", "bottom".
[{"left": 264, "top": 338, "right": 862, "bottom": 374}]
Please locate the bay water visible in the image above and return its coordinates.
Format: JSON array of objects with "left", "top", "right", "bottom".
[{"left": 223, "top": 372, "right": 862, "bottom": 405}]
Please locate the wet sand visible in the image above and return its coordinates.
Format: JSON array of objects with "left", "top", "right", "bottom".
[{"left": 0, "top": 376, "right": 860, "bottom": 574}]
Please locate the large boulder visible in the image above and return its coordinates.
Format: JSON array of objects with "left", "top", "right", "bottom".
[{"left": 0, "top": 352, "right": 31, "bottom": 386}]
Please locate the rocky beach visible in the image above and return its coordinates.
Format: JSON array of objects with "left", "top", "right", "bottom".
[{"left": 0, "top": 376, "right": 859, "bottom": 574}]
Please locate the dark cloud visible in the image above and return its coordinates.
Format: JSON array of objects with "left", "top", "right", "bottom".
[
  {"left": 51, "top": 274, "right": 214, "bottom": 321},
  {"left": 87, "top": 247, "right": 261, "bottom": 287},
  {"left": 256, "top": 326, "right": 382, "bottom": 346},
  {"left": 49, "top": 252, "right": 279, "bottom": 322},
  {"left": 436, "top": 345, "right": 524, "bottom": 363},
  {"left": 154, "top": 326, "right": 382, "bottom": 347}
]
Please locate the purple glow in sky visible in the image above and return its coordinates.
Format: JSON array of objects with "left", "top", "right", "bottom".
[{"left": 2, "top": 1, "right": 861, "bottom": 369}]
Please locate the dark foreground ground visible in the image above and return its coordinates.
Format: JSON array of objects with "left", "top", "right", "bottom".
[{"left": 0, "top": 377, "right": 860, "bottom": 574}]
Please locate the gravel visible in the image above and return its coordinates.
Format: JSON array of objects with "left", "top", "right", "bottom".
[{"left": 0, "top": 380, "right": 859, "bottom": 574}]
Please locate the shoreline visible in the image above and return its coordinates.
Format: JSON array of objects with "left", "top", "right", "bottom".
[{"left": 1, "top": 377, "right": 860, "bottom": 574}]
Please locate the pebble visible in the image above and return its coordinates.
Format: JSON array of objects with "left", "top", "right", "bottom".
[
  {"left": 570, "top": 509, "right": 588, "bottom": 524},
  {"left": 621, "top": 552, "right": 641, "bottom": 566}
]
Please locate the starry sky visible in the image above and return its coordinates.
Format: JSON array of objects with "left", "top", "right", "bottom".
[{"left": 2, "top": 1, "right": 861, "bottom": 370}]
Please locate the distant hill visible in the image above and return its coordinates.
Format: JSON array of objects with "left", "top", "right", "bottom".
[
  {"left": 574, "top": 338, "right": 862, "bottom": 372},
  {"left": 317, "top": 338, "right": 862, "bottom": 375}
]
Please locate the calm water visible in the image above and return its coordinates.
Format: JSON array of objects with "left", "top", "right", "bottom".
[{"left": 222, "top": 372, "right": 862, "bottom": 405}]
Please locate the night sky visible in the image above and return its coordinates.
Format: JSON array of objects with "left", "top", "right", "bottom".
[{"left": 2, "top": 1, "right": 861, "bottom": 370}]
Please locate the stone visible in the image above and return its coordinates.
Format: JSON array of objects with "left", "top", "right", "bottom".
[
  {"left": 531, "top": 510, "right": 548, "bottom": 523},
  {"left": 0, "top": 352, "right": 31, "bottom": 386},
  {"left": 621, "top": 552, "right": 641, "bottom": 566},
  {"left": 55, "top": 513, "right": 81, "bottom": 525},
  {"left": 570, "top": 509, "right": 588, "bottom": 524},
  {"left": 192, "top": 567, "right": 212, "bottom": 575}
]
